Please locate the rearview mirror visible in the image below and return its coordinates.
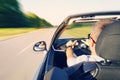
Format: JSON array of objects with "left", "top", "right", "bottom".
[{"left": 33, "top": 41, "right": 47, "bottom": 52}]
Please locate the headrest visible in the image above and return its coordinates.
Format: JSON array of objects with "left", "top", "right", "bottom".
[{"left": 96, "top": 21, "right": 120, "bottom": 61}]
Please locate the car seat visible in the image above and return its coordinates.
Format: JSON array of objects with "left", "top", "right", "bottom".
[{"left": 95, "top": 20, "right": 120, "bottom": 80}]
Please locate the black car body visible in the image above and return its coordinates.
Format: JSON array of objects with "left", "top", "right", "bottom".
[{"left": 33, "top": 11, "right": 120, "bottom": 80}]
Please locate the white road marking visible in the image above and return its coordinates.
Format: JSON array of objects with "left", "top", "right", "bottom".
[{"left": 17, "top": 42, "right": 34, "bottom": 56}]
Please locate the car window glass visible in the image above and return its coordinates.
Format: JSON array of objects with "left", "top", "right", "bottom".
[{"left": 59, "top": 22, "right": 93, "bottom": 39}]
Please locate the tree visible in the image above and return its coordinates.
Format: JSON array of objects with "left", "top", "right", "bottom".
[
  {"left": 0, "top": 0, "right": 29, "bottom": 27},
  {"left": 0, "top": 0, "right": 53, "bottom": 28},
  {"left": 25, "top": 12, "right": 53, "bottom": 28},
  {"left": 40, "top": 18, "right": 53, "bottom": 28}
]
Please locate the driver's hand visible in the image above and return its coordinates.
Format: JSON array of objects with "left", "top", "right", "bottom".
[
  {"left": 66, "top": 40, "right": 77, "bottom": 48},
  {"left": 81, "top": 39, "right": 89, "bottom": 46}
]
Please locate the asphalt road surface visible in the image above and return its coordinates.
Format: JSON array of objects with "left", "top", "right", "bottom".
[{"left": 0, "top": 28, "right": 56, "bottom": 80}]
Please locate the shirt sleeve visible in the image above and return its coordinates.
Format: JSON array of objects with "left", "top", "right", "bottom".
[
  {"left": 67, "top": 55, "right": 88, "bottom": 67},
  {"left": 88, "top": 55, "right": 104, "bottom": 62},
  {"left": 67, "top": 55, "right": 104, "bottom": 67}
]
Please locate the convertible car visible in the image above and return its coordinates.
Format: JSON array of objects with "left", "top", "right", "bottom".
[{"left": 33, "top": 11, "right": 120, "bottom": 80}]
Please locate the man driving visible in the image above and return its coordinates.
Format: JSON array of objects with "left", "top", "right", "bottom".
[{"left": 66, "top": 19, "right": 115, "bottom": 67}]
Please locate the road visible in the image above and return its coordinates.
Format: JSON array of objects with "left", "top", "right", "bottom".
[{"left": 0, "top": 28, "right": 56, "bottom": 80}]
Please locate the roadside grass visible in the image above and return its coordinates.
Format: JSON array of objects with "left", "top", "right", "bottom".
[
  {"left": 65, "top": 27, "right": 91, "bottom": 38},
  {"left": 0, "top": 28, "right": 39, "bottom": 40}
]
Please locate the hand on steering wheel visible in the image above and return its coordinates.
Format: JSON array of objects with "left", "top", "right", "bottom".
[
  {"left": 81, "top": 39, "right": 89, "bottom": 46},
  {"left": 66, "top": 40, "right": 77, "bottom": 48}
]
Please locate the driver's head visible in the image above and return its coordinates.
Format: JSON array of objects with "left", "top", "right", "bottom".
[{"left": 88, "top": 19, "right": 114, "bottom": 55}]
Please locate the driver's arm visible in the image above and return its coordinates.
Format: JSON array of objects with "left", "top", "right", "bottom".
[
  {"left": 66, "top": 40, "right": 77, "bottom": 59},
  {"left": 66, "top": 47, "right": 74, "bottom": 59}
]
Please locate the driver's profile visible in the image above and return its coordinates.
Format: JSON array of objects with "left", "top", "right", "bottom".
[{"left": 65, "top": 19, "right": 115, "bottom": 67}]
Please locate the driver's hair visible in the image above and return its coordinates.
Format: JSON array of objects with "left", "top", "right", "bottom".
[{"left": 91, "top": 19, "right": 114, "bottom": 42}]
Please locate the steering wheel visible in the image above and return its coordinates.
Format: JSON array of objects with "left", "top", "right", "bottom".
[
  {"left": 71, "top": 39, "right": 91, "bottom": 55},
  {"left": 54, "top": 39, "right": 91, "bottom": 55}
]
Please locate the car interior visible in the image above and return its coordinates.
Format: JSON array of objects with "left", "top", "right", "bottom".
[
  {"left": 44, "top": 19, "right": 120, "bottom": 80},
  {"left": 53, "top": 38, "right": 91, "bottom": 69},
  {"left": 51, "top": 16, "right": 117, "bottom": 69},
  {"left": 31, "top": 12, "right": 120, "bottom": 80}
]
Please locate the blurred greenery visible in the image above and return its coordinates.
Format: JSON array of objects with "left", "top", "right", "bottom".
[
  {"left": 25, "top": 12, "right": 52, "bottom": 28},
  {"left": 68, "top": 23, "right": 93, "bottom": 29},
  {"left": 0, "top": 28, "right": 38, "bottom": 37},
  {"left": 64, "top": 23, "right": 92, "bottom": 38},
  {"left": 65, "top": 27, "right": 91, "bottom": 38},
  {"left": 0, "top": 0, "right": 53, "bottom": 28},
  {"left": 0, "top": 28, "right": 39, "bottom": 40}
]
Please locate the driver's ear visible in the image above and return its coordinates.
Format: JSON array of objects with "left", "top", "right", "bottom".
[
  {"left": 91, "top": 41, "right": 95, "bottom": 47},
  {"left": 90, "top": 41, "right": 96, "bottom": 56}
]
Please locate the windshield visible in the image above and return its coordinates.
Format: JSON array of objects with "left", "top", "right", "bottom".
[
  {"left": 59, "top": 22, "right": 92, "bottom": 39},
  {"left": 58, "top": 15, "right": 120, "bottom": 39}
]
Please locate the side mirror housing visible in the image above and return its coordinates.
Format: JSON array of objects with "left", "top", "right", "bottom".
[{"left": 33, "top": 41, "right": 47, "bottom": 52}]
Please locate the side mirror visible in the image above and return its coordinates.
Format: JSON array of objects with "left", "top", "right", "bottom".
[{"left": 33, "top": 41, "right": 47, "bottom": 52}]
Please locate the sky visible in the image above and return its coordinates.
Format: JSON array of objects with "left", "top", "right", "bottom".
[{"left": 19, "top": 0, "right": 120, "bottom": 25}]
